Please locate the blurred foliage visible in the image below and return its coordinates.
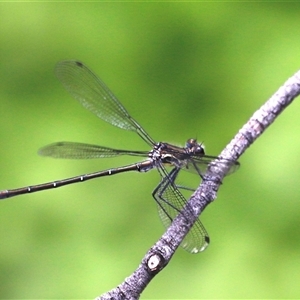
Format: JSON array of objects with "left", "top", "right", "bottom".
[{"left": 1, "top": 2, "right": 300, "bottom": 299}]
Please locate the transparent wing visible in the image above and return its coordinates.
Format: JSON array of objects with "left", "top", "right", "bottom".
[
  {"left": 184, "top": 154, "right": 240, "bottom": 177},
  {"left": 55, "top": 61, "right": 155, "bottom": 146},
  {"left": 38, "top": 141, "right": 148, "bottom": 159},
  {"left": 153, "top": 166, "right": 209, "bottom": 253}
]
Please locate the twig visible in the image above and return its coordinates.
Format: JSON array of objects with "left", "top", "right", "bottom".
[{"left": 96, "top": 69, "right": 300, "bottom": 300}]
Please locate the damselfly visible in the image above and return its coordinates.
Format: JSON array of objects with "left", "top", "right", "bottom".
[{"left": 0, "top": 61, "right": 239, "bottom": 253}]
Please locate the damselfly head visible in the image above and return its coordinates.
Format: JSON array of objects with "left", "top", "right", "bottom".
[{"left": 185, "top": 138, "right": 205, "bottom": 155}]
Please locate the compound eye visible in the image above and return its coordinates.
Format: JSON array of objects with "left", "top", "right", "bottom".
[
  {"left": 186, "top": 138, "right": 197, "bottom": 149},
  {"left": 197, "top": 146, "right": 205, "bottom": 155},
  {"left": 185, "top": 138, "right": 205, "bottom": 155}
]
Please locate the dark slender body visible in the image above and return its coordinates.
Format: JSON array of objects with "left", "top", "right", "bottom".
[{"left": 0, "top": 162, "right": 148, "bottom": 199}]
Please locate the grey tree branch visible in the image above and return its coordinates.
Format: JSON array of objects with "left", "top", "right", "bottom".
[{"left": 96, "top": 70, "right": 300, "bottom": 300}]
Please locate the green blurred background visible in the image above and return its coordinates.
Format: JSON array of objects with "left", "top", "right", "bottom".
[{"left": 1, "top": 3, "right": 300, "bottom": 299}]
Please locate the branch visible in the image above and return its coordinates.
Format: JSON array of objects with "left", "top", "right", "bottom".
[{"left": 96, "top": 70, "right": 300, "bottom": 300}]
